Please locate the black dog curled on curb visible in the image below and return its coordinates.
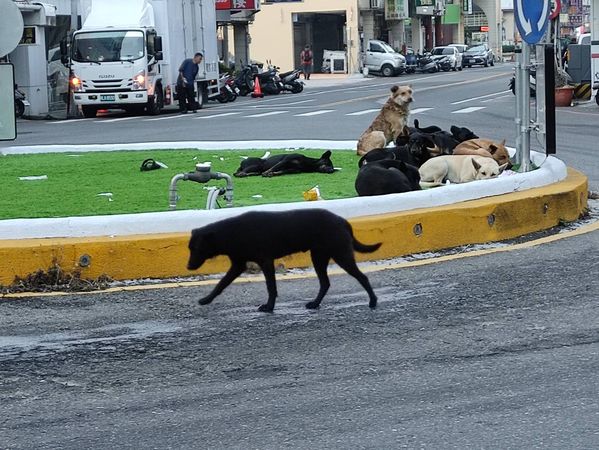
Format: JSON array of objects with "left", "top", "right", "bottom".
[
  {"left": 234, "top": 151, "right": 335, "bottom": 177},
  {"left": 187, "top": 209, "right": 381, "bottom": 312}
]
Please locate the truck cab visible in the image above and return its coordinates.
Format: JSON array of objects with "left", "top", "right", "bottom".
[
  {"left": 70, "top": 28, "right": 163, "bottom": 117},
  {"left": 362, "top": 40, "right": 406, "bottom": 77}
]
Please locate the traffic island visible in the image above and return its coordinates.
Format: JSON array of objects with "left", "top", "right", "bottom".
[{"left": 0, "top": 141, "right": 589, "bottom": 290}]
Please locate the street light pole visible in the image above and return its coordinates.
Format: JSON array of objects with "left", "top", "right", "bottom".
[{"left": 515, "top": 43, "right": 531, "bottom": 172}]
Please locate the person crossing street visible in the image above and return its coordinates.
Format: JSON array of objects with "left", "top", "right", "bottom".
[{"left": 177, "top": 52, "right": 203, "bottom": 113}]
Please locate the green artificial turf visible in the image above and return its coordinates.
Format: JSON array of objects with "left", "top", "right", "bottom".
[{"left": 0, "top": 149, "right": 360, "bottom": 219}]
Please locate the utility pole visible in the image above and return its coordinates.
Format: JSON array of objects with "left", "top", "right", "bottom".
[{"left": 67, "top": 0, "right": 80, "bottom": 118}]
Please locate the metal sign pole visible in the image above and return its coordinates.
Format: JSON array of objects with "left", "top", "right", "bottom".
[{"left": 515, "top": 43, "right": 531, "bottom": 172}]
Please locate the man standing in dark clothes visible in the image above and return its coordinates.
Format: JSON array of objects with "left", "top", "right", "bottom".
[{"left": 177, "top": 52, "right": 203, "bottom": 113}]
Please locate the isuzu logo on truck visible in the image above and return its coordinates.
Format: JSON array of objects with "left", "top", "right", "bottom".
[{"left": 99, "top": 74, "right": 116, "bottom": 78}]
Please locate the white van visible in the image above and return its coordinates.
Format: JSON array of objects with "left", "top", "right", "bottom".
[{"left": 362, "top": 40, "right": 406, "bottom": 77}]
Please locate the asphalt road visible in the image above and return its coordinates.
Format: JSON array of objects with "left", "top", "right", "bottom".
[
  {"left": 1, "top": 220, "right": 599, "bottom": 449},
  {"left": 2, "top": 65, "right": 599, "bottom": 449}
]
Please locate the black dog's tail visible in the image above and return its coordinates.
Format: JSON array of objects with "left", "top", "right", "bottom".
[{"left": 352, "top": 237, "right": 382, "bottom": 254}]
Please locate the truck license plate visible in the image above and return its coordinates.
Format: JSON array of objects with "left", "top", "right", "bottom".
[{"left": 100, "top": 94, "right": 115, "bottom": 101}]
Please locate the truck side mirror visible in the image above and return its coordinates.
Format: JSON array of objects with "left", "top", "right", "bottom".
[
  {"left": 60, "top": 39, "right": 69, "bottom": 66},
  {"left": 155, "top": 51, "right": 163, "bottom": 61},
  {"left": 154, "top": 36, "right": 162, "bottom": 53}
]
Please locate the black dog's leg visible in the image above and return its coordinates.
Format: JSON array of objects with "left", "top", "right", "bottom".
[
  {"left": 199, "top": 261, "right": 246, "bottom": 305},
  {"left": 305, "top": 251, "right": 330, "bottom": 310},
  {"left": 257, "top": 259, "right": 278, "bottom": 313},
  {"left": 333, "top": 250, "right": 378, "bottom": 309}
]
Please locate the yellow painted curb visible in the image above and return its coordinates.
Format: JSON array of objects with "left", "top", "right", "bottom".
[{"left": 0, "top": 168, "right": 588, "bottom": 286}]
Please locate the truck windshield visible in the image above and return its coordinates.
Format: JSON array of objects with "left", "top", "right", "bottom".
[{"left": 72, "top": 30, "right": 144, "bottom": 63}]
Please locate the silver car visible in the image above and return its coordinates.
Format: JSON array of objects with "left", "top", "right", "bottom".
[{"left": 463, "top": 43, "right": 495, "bottom": 68}]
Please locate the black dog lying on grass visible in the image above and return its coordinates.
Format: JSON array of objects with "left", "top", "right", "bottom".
[
  {"left": 234, "top": 151, "right": 335, "bottom": 177},
  {"left": 355, "top": 160, "right": 421, "bottom": 196},
  {"left": 187, "top": 209, "right": 381, "bottom": 312}
]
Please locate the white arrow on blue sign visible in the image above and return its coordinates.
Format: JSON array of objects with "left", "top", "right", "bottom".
[{"left": 514, "top": 0, "right": 551, "bottom": 45}]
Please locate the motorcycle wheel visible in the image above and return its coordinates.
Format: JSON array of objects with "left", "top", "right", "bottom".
[
  {"left": 15, "top": 99, "right": 25, "bottom": 118},
  {"left": 290, "top": 83, "right": 304, "bottom": 94},
  {"left": 216, "top": 93, "right": 228, "bottom": 103},
  {"left": 226, "top": 90, "right": 237, "bottom": 102}
]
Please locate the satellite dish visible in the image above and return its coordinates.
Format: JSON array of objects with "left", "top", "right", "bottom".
[{"left": 0, "top": 0, "right": 24, "bottom": 58}]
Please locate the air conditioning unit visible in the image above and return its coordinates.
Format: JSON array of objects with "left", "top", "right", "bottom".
[{"left": 369, "top": 0, "right": 384, "bottom": 9}]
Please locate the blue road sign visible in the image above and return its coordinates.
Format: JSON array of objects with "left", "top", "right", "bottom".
[{"left": 514, "top": 0, "right": 551, "bottom": 45}]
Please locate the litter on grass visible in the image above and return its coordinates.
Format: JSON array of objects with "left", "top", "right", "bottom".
[
  {"left": 97, "top": 192, "right": 113, "bottom": 202},
  {"left": 19, "top": 175, "right": 48, "bottom": 181}
]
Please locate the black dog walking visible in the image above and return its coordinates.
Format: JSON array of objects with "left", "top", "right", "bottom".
[{"left": 187, "top": 209, "right": 381, "bottom": 312}]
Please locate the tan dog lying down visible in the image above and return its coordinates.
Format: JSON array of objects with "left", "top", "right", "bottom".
[
  {"left": 453, "top": 138, "right": 512, "bottom": 168},
  {"left": 419, "top": 155, "right": 508, "bottom": 184},
  {"left": 356, "top": 85, "right": 413, "bottom": 156}
]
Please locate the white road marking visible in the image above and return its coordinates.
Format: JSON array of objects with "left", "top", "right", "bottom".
[
  {"left": 47, "top": 118, "right": 95, "bottom": 124},
  {"left": 294, "top": 110, "right": 335, "bottom": 117},
  {"left": 144, "top": 114, "right": 189, "bottom": 121},
  {"left": 481, "top": 94, "right": 512, "bottom": 103},
  {"left": 346, "top": 109, "right": 380, "bottom": 116},
  {"left": 96, "top": 116, "right": 139, "bottom": 123},
  {"left": 282, "top": 99, "right": 315, "bottom": 105},
  {"left": 195, "top": 112, "right": 241, "bottom": 119},
  {"left": 244, "top": 111, "right": 288, "bottom": 118},
  {"left": 452, "top": 106, "right": 486, "bottom": 114},
  {"left": 410, "top": 107, "right": 433, "bottom": 114},
  {"left": 452, "top": 90, "right": 511, "bottom": 105}
]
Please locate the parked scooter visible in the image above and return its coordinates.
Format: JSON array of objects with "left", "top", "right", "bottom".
[
  {"left": 416, "top": 53, "right": 439, "bottom": 73},
  {"left": 509, "top": 68, "right": 537, "bottom": 97},
  {"left": 255, "top": 61, "right": 282, "bottom": 95},
  {"left": 14, "top": 85, "right": 29, "bottom": 118},
  {"left": 270, "top": 62, "right": 304, "bottom": 93},
  {"left": 234, "top": 62, "right": 258, "bottom": 96},
  {"left": 215, "top": 73, "right": 239, "bottom": 103}
]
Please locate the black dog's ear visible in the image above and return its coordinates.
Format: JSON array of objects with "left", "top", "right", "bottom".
[
  {"left": 488, "top": 144, "right": 498, "bottom": 155},
  {"left": 321, "top": 150, "right": 332, "bottom": 159},
  {"left": 390, "top": 85, "right": 399, "bottom": 93},
  {"left": 450, "top": 125, "right": 459, "bottom": 136},
  {"left": 414, "top": 119, "right": 420, "bottom": 129}
]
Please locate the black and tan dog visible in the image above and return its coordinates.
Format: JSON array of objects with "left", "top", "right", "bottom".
[
  {"left": 356, "top": 85, "right": 413, "bottom": 156},
  {"left": 234, "top": 151, "right": 335, "bottom": 177},
  {"left": 187, "top": 209, "right": 381, "bottom": 312}
]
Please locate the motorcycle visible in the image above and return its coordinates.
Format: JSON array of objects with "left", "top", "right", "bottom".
[
  {"left": 435, "top": 56, "right": 454, "bottom": 72},
  {"left": 234, "top": 62, "right": 258, "bottom": 96},
  {"left": 407, "top": 52, "right": 438, "bottom": 74},
  {"left": 255, "top": 61, "right": 283, "bottom": 95},
  {"left": 509, "top": 68, "right": 537, "bottom": 97},
  {"left": 14, "top": 85, "right": 29, "bottom": 118},
  {"left": 215, "top": 73, "right": 239, "bottom": 103},
  {"left": 273, "top": 65, "right": 304, "bottom": 94}
]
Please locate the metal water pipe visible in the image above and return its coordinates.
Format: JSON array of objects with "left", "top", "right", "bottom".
[{"left": 168, "top": 163, "right": 234, "bottom": 210}]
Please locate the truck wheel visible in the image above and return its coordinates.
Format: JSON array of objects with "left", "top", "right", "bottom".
[
  {"left": 14, "top": 100, "right": 25, "bottom": 118},
  {"left": 147, "top": 85, "right": 163, "bottom": 115},
  {"left": 196, "top": 84, "right": 206, "bottom": 110},
  {"left": 595, "top": 93, "right": 599, "bottom": 106},
  {"left": 381, "top": 64, "right": 395, "bottom": 77},
  {"left": 81, "top": 105, "right": 97, "bottom": 118}
]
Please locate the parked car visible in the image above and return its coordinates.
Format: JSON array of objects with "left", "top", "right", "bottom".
[
  {"left": 448, "top": 43, "right": 468, "bottom": 68},
  {"left": 362, "top": 39, "right": 406, "bottom": 77},
  {"left": 431, "top": 46, "right": 462, "bottom": 71},
  {"left": 463, "top": 43, "right": 495, "bottom": 68}
]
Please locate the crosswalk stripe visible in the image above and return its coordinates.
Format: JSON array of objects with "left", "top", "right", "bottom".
[
  {"left": 244, "top": 111, "right": 288, "bottom": 118},
  {"left": 346, "top": 109, "right": 380, "bottom": 116},
  {"left": 294, "top": 110, "right": 335, "bottom": 117},
  {"left": 195, "top": 112, "right": 241, "bottom": 119},
  {"left": 452, "top": 106, "right": 486, "bottom": 114},
  {"left": 410, "top": 107, "right": 433, "bottom": 114}
]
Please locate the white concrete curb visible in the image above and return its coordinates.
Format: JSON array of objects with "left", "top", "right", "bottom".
[{"left": 0, "top": 141, "right": 566, "bottom": 239}]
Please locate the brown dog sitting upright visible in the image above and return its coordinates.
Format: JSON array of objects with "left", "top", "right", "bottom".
[
  {"left": 356, "top": 85, "right": 413, "bottom": 156},
  {"left": 453, "top": 138, "right": 512, "bottom": 169}
]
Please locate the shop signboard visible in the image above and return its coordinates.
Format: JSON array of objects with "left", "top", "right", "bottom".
[{"left": 386, "top": 0, "right": 408, "bottom": 20}]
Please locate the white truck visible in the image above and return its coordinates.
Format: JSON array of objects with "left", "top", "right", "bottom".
[{"left": 66, "top": 0, "right": 219, "bottom": 118}]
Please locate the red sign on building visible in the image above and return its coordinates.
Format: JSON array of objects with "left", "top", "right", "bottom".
[
  {"left": 217, "top": 0, "right": 256, "bottom": 9},
  {"left": 216, "top": 0, "right": 232, "bottom": 10}
]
